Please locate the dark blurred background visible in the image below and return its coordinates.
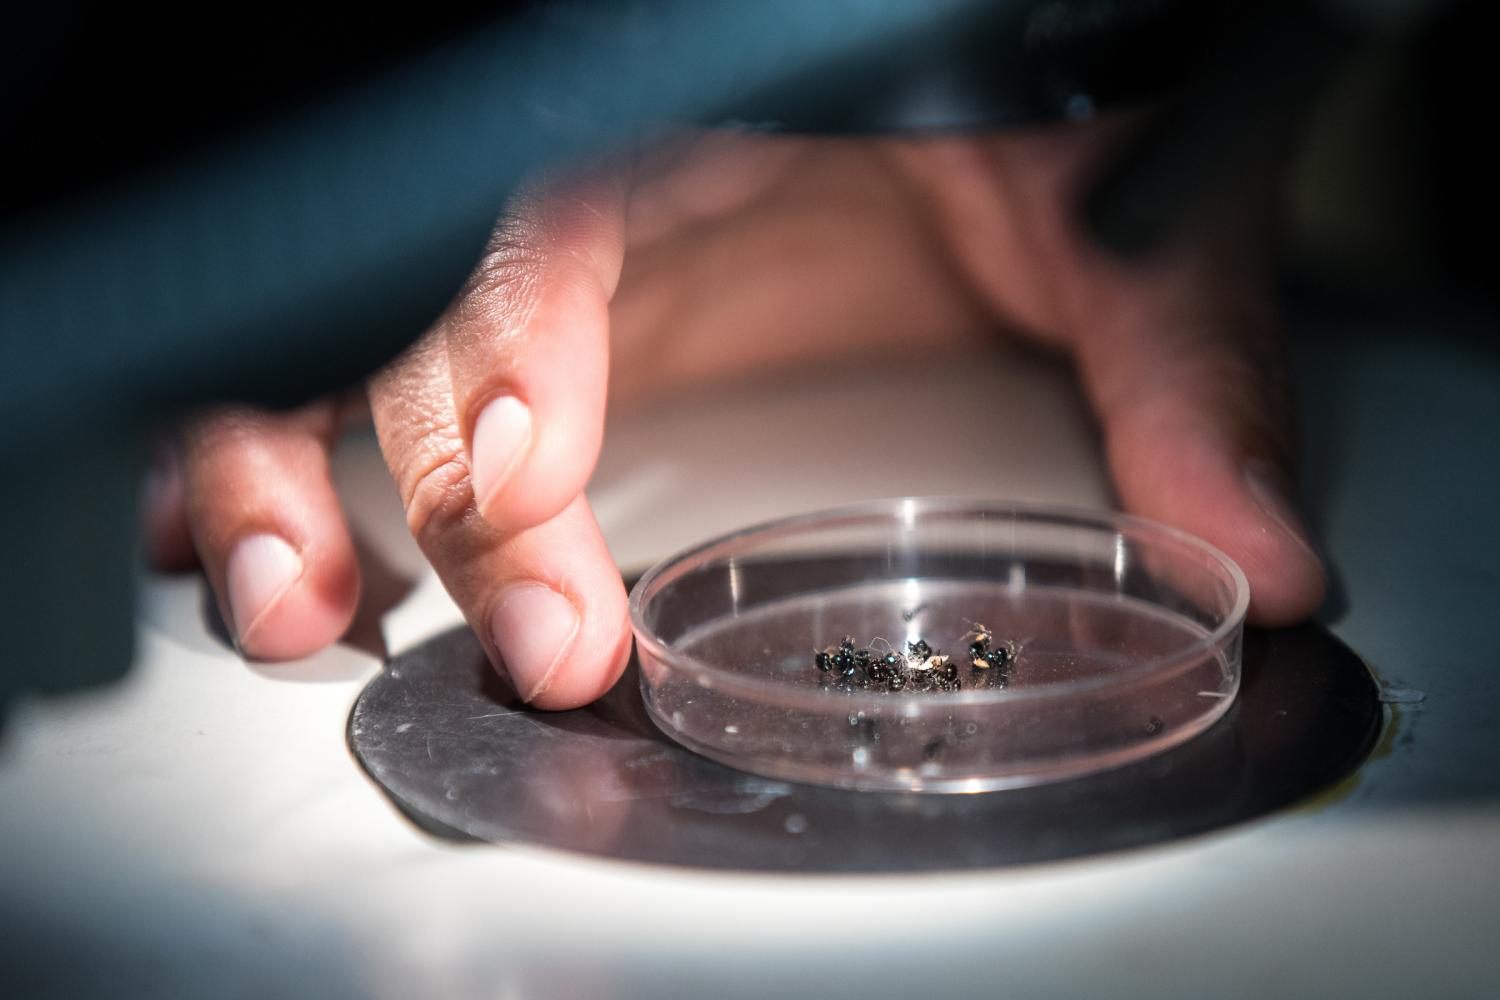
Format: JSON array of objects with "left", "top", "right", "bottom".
[
  {"left": 1288, "top": 1, "right": 1492, "bottom": 305},
  {"left": 5, "top": 2, "right": 1491, "bottom": 291},
  {"left": 0, "top": 0, "right": 1493, "bottom": 710}
]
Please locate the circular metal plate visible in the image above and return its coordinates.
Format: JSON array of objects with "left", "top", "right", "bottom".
[{"left": 349, "top": 623, "right": 1380, "bottom": 872}]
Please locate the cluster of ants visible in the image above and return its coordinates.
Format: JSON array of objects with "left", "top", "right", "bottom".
[{"left": 813, "top": 622, "right": 1017, "bottom": 695}]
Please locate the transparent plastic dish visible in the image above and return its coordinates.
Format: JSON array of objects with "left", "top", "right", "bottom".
[{"left": 628, "top": 498, "right": 1248, "bottom": 793}]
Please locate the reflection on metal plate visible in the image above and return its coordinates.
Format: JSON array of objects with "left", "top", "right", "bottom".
[{"left": 349, "top": 623, "right": 1380, "bottom": 872}]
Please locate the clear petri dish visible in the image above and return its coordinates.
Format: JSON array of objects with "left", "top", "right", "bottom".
[{"left": 628, "top": 498, "right": 1248, "bottom": 793}]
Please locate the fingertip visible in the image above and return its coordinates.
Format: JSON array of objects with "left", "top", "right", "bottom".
[
  {"left": 489, "top": 574, "right": 630, "bottom": 711},
  {"left": 229, "top": 533, "right": 361, "bottom": 661},
  {"left": 1238, "top": 461, "right": 1328, "bottom": 626},
  {"left": 178, "top": 403, "right": 363, "bottom": 661},
  {"left": 473, "top": 403, "right": 605, "bottom": 534},
  {"left": 525, "top": 609, "right": 633, "bottom": 711},
  {"left": 1244, "top": 554, "right": 1327, "bottom": 627},
  {"left": 475, "top": 497, "right": 632, "bottom": 710},
  {"left": 1109, "top": 427, "right": 1326, "bottom": 629},
  {"left": 1220, "top": 505, "right": 1327, "bottom": 627}
]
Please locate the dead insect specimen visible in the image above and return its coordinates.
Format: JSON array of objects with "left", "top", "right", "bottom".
[
  {"left": 961, "top": 620, "right": 994, "bottom": 648},
  {"left": 820, "top": 636, "right": 858, "bottom": 677},
  {"left": 866, "top": 650, "right": 902, "bottom": 686},
  {"left": 812, "top": 623, "right": 1021, "bottom": 696},
  {"left": 963, "top": 620, "right": 1017, "bottom": 672}
]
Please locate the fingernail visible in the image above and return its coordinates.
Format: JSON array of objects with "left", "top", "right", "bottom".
[
  {"left": 226, "top": 533, "right": 304, "bottom": 648},
  {"left": 1243, "top": 460, "right": 1321, "bottom": 564},
  {"left": 470, "top": 395, "right": 532, "bottom": 512},
  {"left": 490, "top": 583, "right": 580, "bottom": 702}
]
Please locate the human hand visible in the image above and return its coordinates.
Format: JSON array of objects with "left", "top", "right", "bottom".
[{"left": 145, "top": 123, "right": 1325, "bottom": 708}]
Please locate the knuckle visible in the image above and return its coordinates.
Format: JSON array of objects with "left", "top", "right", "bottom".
[
  {"left": 456, "top": 210, "right": 550, "bottom": 327},
  {"left": 453, "top": 189, "right": 610, "bottom": 334},
  {"left": 401, "top": 452, "right": 481, "bottom": 547}
]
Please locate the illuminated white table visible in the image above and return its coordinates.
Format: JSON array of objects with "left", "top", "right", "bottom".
[{"left": 3, "top": 306, "right": 1495, "bottom": 999}]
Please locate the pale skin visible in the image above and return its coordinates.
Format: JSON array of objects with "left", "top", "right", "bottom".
[{"left": 144, "top": 122, "right": 1326, "bottom": 709}]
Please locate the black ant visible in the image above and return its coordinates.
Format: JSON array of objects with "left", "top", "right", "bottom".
[
  {"left": 962, "top": 620, "right": 1017, "bottom": 671},
  {"left": 812, "top": 624, "right": 1019, "bottom": 694}
]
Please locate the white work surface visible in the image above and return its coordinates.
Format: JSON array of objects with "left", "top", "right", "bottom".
[{"left": 3, "top": 304, "right": 1497, "bottom": 999}]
